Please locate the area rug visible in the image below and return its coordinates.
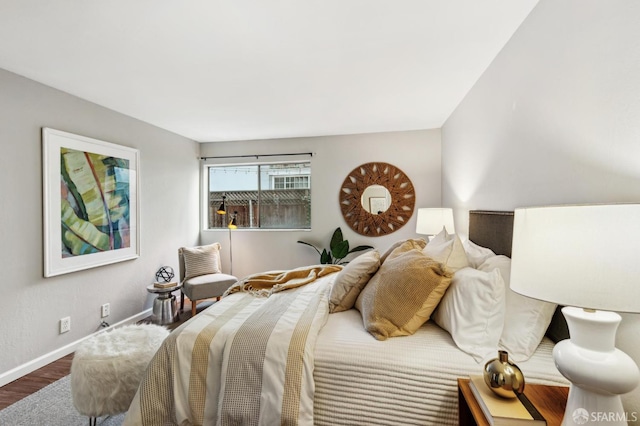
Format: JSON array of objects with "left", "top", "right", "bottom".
[{"left": 0, "top": 375, "right": 125, "bottom": 426}]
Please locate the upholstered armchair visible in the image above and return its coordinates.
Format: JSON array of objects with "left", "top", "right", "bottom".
[{"left": 178, "top": 243, "right": 238, "bottom": 317}]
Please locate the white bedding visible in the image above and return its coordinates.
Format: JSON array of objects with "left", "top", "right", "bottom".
[
  {"left": 125, "top": 268, "right": 567, "bottom": 426},
  {"left": 313, "top": 309, "right": 568, "bottom": 426}
]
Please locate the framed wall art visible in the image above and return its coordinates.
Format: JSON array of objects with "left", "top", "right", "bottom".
[{"left": 42, "top": 128, "right": 140, "bottom": 277}]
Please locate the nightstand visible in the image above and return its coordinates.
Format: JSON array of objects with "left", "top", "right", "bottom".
[
  {"left": 457, "top": 378, "right": 569, "bottom": 426},
  {"left": 146, "top": 282, "right": 182, "bottom": 325}
]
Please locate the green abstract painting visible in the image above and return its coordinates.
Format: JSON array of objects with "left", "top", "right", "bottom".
[{"left": 60, "top": 148, "right": 131, "bottom": 257}]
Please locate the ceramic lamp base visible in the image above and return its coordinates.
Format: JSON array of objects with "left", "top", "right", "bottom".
[{"left": 555, "top": 307, "right": 639, "bottom": 426}]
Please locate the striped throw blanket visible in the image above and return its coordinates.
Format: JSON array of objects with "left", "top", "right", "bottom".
[
  {"left": 225, "top": 264, "right": 342, "bottom": 297},
  {"left": 123, "top": 266, "right": 338, "bottom": 426}
]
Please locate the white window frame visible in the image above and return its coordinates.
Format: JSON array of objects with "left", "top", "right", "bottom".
[{"left": 201, "top": 160, "right": 311, "bottom": 231}]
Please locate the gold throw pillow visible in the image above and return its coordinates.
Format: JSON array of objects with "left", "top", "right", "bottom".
[
  {"left": 355, "top": 242, "right": 452, "bottom": 340},
  {"left": 379, "top": 238, "right": 427, "bottom": 264}
]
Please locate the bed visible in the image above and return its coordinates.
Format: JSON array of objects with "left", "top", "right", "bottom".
[{"left": 123, "top": 211, "right": 568, "bottom": 426}]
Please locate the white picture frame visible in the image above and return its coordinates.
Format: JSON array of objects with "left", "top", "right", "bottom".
[
  {"left": 42, "top": 128, "right": 140, "bottom": 277},
  {"left": 369, "top": 197, "right": 387, "bottom": 215}
]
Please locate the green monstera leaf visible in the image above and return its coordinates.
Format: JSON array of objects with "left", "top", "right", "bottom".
[{"left": 331, "top": 240, "right": 349, "bottom": 261}]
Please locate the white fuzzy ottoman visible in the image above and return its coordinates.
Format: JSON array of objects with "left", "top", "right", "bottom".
[{"left": 70, "top": 324, "right": 169, "bottom": 422}]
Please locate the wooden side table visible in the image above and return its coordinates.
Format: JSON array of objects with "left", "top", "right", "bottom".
[{"left": 458, "top": 378, "right": 569, "bottom": 426}]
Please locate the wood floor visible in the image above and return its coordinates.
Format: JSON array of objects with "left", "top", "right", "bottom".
[
  {"left": 0, "top": 298, "right": 206, "bottom": 410},
  {"left": 0, "top": 353, "right": 74, "bottom": 410}
]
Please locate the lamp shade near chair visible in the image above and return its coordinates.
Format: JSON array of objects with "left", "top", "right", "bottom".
[
  {"left": 510, "top": 204, "right": 640, "bottom": 426},
  {"left": 415, "top": 208, "right": 455, "bottom": 236},
  {"left": 217, "top": 195, "right": 227, "bottom": 215},
  {"left": 178, "top": 243, "right": 237, "bottom": 317}
]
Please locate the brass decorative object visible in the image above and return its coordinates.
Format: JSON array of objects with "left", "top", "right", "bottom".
[
  {"left": 483, "top": 350, "right": 525, "bottom": 398},
  {"left": 339, "top": 162, "right": 415, "bottom": 236}
]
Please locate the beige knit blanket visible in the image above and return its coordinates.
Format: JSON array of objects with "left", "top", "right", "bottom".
[
  {"left": 224, "top": 264, "right": 342, "bottom": 297},
  {"left": 123, "top": 268, "right": 339, "bottom": 426}
]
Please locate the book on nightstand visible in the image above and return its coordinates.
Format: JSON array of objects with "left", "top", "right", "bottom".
[
  {"left": 153, "top": 281, "right": 177, "bottom": 289},
  {"left": 468, "top": 375, "right": 546, "bottom": 426}
]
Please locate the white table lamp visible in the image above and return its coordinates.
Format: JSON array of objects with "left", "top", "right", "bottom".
[
  {"left": 416, "top": 208, "right": 455, "bottom": 236},
  {"left": 510, "top": 204, "right": 640, "bottom": 426}
]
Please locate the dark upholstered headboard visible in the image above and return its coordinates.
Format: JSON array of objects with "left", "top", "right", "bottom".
[
  {"left": 468, "top": 210, "right": 569, "bottom": 343},
  {"left": 468, "top": 210, "right": 514, "bottom": 257}
]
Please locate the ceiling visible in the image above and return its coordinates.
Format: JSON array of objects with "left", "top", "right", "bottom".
[{"left": 0, "top": 1, "right": 538, "bottom": 142}]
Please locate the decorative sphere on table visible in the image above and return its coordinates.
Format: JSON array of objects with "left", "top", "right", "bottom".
[
  {"left": 483, "top": 350, "right": 525, "bottom": 398},
  {"left": 155, "top": 266, "right": 175, "bottom": 283}
]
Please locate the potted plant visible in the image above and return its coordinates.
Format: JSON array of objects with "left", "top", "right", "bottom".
[{"left": 297, "top": 227, "right": 373, "bottom": 264}]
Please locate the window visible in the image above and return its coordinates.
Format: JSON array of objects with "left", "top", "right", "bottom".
[
  {"left": 207, "top": 162, "right": 311, "bottom": 229},
  {"left": 273, "top": 175, "right": 310, "bottom": 189}
]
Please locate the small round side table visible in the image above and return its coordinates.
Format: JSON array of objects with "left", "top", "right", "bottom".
[{"left": 146, "top": 282, "right": 182, "bottom": 325}]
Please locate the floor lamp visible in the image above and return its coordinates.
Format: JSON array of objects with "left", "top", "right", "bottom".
[
  {"left": 510, "top": 204, "right": 640, "bottom": 426},
  {"left": 227, "top": 211, "right": 237, "bottom": 275}
]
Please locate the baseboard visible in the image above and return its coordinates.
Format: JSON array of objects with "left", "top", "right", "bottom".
[{"left": 0, "top": 309, "right": 152, "bottom": 388}]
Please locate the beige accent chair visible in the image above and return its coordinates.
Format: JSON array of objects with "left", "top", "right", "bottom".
[{"left": 178, "top": 245, "right": 238, "bottom": 317}]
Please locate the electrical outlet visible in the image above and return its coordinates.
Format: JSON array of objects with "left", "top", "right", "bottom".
[
  {"left": 60, "top": 317, "right": 71, "bottom": 334},
  {"left": 101, "top": 303, "right": 110, "bottom": 318}
]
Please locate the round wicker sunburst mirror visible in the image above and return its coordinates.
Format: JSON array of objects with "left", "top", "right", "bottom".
[{"left": 339, "top": 162, "right": 415, "bottom": 236}]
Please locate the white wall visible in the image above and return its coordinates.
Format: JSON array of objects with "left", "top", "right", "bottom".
[
  {"left": 442, "top": 0, "right": 640, "bottom": 419},
  {"left": 200, "top": 129, "right": 442, "bottom": 279},
  {"left": 0, "top": 68, "right": 200, "bottom": 381}
]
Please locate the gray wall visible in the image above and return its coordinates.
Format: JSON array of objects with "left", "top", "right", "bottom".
[
  {"left": 442, "top": 0, "right": 640, "bottom": 418},
  {"left": 0, "top": 69, "right": 441, "bottom": 381},
  {"left": 200, "top": 129, "right": 442, "bottom": 279},
  {"left": 0, "top": 68, "right": 200, "bottom": 381}
]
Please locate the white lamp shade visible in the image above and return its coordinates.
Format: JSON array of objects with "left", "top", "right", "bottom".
[
  {"left": 510, "top": 204, "right": 640, "bottom": 313},
  {"left": 415, "top": 208, "right": 455, "bottom": 235}
]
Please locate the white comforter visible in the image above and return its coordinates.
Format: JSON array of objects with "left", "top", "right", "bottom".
[{"left": 313, "top": 309, "right": 567, "bottom": 425}]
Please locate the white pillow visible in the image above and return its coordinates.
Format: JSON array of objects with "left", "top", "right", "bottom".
[
  {"left": 423, "top": 229, "right": 469, "bottom": 272},
  {"left": 463, "top": 239, "right": 496, "bottom": 269},
  {"left": 432, "top": 266, "right": 505, "bottom": 362},
  {"left": 478, "top": 255, "right": 557, "bottom": 362}
]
